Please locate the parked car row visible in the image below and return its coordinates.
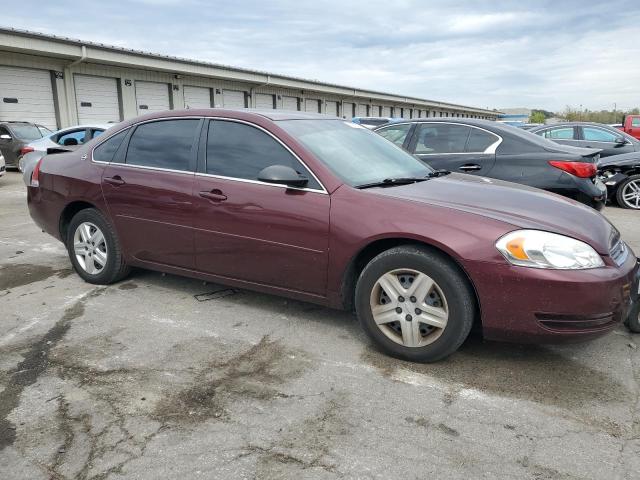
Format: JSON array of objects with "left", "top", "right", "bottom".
[
  {"left": 26, "top": 109, "right": 640, "bottom": 363},
  {"left": 374, "top": 118, "right": 607, "bottom": 209}
]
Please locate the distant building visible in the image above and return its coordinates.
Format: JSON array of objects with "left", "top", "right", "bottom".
[{"left": 497, "top": 108, "right": 531, "bottom": 126}]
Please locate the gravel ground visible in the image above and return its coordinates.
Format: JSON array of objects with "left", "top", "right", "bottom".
[{"left": 0, "top": 170, "right": 639, "bottom": 480}]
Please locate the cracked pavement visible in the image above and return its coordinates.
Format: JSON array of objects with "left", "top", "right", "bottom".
[{"left": 0, "top": 171, "right": 639, "bottom": 479}]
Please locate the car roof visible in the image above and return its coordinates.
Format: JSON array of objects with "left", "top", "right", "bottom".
[
  {"left": 531, "top": 122, "right": 621, "bottom": 129},
  {"left": 55, "top": 124, "right": 113, "bottom": 131},
  {"left": 376, "top": 117, "right": 503, "bottom": 129},
  {"left": 120, "top": 108, "right": 343, "bottom": 124}
]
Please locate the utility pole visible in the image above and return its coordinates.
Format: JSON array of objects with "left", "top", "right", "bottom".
[{"left": 613, "top": 102, "right": 617, "bottom": 123}]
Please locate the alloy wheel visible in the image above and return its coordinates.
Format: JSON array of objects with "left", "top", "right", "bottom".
[
  {"left": 621, "top": 179, "right": 640, "bottom": 209},
  {"left": 73, "top": 221, "right": 108, "bottom": 275},
  {"left": 369, "top": 268, "right": 449, "bottom": 348}
]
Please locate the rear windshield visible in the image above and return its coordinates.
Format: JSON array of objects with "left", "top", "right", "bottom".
[
  {"left": 9, "top": 124, "right": 43, "bottom": 141},
  {"left": 278, "top": 119, "right": 433, "bottom": 187}
]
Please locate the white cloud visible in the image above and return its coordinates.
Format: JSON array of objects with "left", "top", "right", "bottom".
[{"left": 1, "top": 0, "right": 640, "bottom": 111}]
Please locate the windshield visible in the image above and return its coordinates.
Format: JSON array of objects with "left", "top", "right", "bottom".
[
  {"left": 278, "top": 119, "right": 432, "bottom": 186},
  {"left": 10, "top": 124, "right": 44, "bottom": 141}
]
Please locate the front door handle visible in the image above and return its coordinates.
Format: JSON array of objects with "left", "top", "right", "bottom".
[
  {"left": 104, "top": 175, "right": 125, "bottom": 186},
  {"left": 458, "top": 164, "right": 482, "bottom": 172},
  {"left": 199, "top": 189, "right": 227, "bottom": 202}
]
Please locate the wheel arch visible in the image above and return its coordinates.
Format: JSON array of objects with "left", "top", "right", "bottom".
[
  {"left": 59, "top": 200, "right": 101, "bottom": 241},
  {"left": 339, "top": 237, "right": 481, "bottom": 328}
]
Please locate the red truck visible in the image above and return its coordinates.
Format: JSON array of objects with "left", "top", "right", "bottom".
[{"left": 619, "top": 115, "right": 640, "bottom": 139}]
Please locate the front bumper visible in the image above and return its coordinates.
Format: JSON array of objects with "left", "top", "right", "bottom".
[{"left": 465, "top": 252, "right": 639, "bottom": 343}]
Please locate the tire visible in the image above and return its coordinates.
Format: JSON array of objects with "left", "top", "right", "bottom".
[
  {"left": 355, "top": 245, "right": 475, "bottom": 362},
  {"left": 615, "top": 174, "right": 640, "bottom": 210},
  {"left": 626, "top": 302, "right": 640, "bottom": 334},
  {"left": 66, "top": 208, "right": 130, "bottom": 284}
]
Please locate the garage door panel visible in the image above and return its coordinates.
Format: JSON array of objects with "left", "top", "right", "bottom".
[
  {"left": 222, "top": 90, "right": 246, "bottom": 108},
  {"left": 75, "top": 75, "right": 121, "bottom": 124},
  {"left": 357, "top": 104, "right": 368, "bottom": 116},
  {"left": 184, "top": 86, "right": 211, "bottom": 109},
  {"left": 0, "top": 66, "right": 57, "bottom": 129},
  {"left": 255, "top": 93, "right": 275, "bottom": 109},
  {"left": 135, "top": 81, "right": 171, "bottom": 115},
  {"left": 325, "top": 101, "right": 338, "bottom": 116},
  {"left": 282, "top": 96, "right": 298, "bottom": 111},
  {"left": 305, "top": 99, "right": 320, "bottom": 113}
]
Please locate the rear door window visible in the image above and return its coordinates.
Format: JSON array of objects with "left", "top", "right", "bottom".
[
  {"left": 414, "top": 124, "right": 471, "bottom": 154},
  {"left": 376, "top": 123, "right": 412, "bottom": 147},
  {"left": 93, "top": 130, "right": 128, "bottom": 162},
  {"left": 125, "top": 119, "right": 200, "bottom": 171},
  {"left": 540, "top": 127, "right": 575, "bottom": 140},
  {"left": 465, "top": 128, "right": 499, "bottom": 152},
  {"left": 205, "top": 120, "right": 321, "bottom": 189}
]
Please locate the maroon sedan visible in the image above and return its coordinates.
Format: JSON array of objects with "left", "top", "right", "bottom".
[{"left": 27, "top": 109, "right": 639, "bottom": 362}]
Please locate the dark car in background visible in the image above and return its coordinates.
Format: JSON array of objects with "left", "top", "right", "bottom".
[
  {"left": 0, "top": 121, "right": 52, "bottom": 168},
  {"left": 26, "top": 109, "right": 639, "bottom": 362},
  {"left": 352, "top": 117, "right": 396, "bottom": 129},
  {"left": 598, "top": 151, "right": 640, "bottom": 210},
  {"left": 374, "top": 119, "right": 606, "bottom": 209},
  {"left": 529, "top": 122, "right": 640, "bottom": 158}
]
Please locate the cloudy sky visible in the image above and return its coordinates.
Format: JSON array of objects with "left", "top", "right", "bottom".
[{"left": 3, "top": 0, "right": 639, "bottom": 112}]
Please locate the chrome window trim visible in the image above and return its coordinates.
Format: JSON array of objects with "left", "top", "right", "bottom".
[
  {"left": 383, "top": 121, "right": 503, "bottom": 155},
  {"left": 90, "top": 115, "right": 328, "bottom": 194},
  {"left": 194, "top": 171, "right": 326, "bottom": 194}
]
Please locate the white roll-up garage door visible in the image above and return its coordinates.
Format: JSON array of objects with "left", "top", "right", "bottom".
[
  {"left": 255, "top": 93, "right": 275, "bottom": 109},
  {"left": 222, "top": 90, "right": 246, "bottom": 108},
  {"left": 135, "top": 81, "right": 170, "bottom": 115},
  {"left": 305, "top": 99, "right": 320, "bottom": 113},
  {"left": 325, "top": 101, "right": 338, "bottom": 116},
  {"left": 381, "top": 106, "right": 391, "bottom": 117},
  {"left": 342, "top": 102, "right": 355, "bottom": 118},
  {"left": 0, "top": 66, "right": 57, "bottom": 130},
  {"left": 183, "top": 86, "right": 211, "bottom": 109},
  {"left": 357, "top": 104, "right": 368, "bottom": 117},
  {"left": 74, "top": 75, "right": 121, "bottom": 124},
  {"left": 370, "top": 105, "right": 380, "bottom": 117},
  {"left": 282, "top": 96, "right": 298, "bottom": 111}
]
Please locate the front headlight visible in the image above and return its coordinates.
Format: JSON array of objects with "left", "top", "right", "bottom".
[{"left": 496, "top": 230, "right": 604, "bottom": 269}]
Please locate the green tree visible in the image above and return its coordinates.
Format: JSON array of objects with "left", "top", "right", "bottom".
[{"left": 529, "top": 111, "right": 546, "bottom": 124}]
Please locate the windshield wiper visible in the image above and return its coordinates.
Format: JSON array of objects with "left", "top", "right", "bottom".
[
  {"left": 355, "top": 170, "right": 451, "bottom": 189},
  {"left": 355, "top": 177, "right": 429, "bottom": 189}
]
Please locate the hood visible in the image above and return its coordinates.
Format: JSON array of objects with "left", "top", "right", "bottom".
[
  {"left": 598, "top": 151, "right": 640, "bottom": 168},
  {"left": 371, "top": 173, "right": 616, "bottom": 254}
]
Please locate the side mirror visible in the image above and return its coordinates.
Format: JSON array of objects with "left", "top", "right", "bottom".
[
  {"left": 258, "top": 165, "right": 309, "bottom": 188},
  {"left": 614, "top": 136, "right": 626, "bottom": 146},
  {"left": 0, "top": 134, "right": 12, "bottom": 144}
]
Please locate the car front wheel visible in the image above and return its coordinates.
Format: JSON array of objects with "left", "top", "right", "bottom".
[
  {"left": 66, "top": 208, "right": 130, "bottom": 284},
  {"left": 355, "top": 245, "right": 475, "bottom": 362}
]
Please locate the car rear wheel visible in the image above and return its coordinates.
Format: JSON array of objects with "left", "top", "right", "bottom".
[
  {"left": 355, "top": 245, "right": 475, "bottom": 362},
  {"left": 616, "top": 175, "right": 640, "bottom": 209},
  {"left": 66, "top": 208, "right": 130, "bottom": 284}
]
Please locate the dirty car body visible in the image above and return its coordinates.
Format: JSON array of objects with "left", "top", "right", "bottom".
[{"left": 27, "top": 109, "right": 639, "bottom": 361}]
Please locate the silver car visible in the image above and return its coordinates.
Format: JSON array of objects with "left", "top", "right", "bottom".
[{"left": 18, "top": 123, "right": 111, "bottom": 173}]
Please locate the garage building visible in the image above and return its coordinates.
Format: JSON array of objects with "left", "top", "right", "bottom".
[{"left": 0, "top": 28, "right": 498, "bottom": 130}]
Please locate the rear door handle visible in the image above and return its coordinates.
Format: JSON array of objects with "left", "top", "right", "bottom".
[
  {"left": 199, "top": 189, "right": 227, "bottom": 202},
  {"left": 104, "top": 175, "right": 125, "bottom": 186},
  {"left": 458, "top": 164, "right": 482, "bottom": 172}
]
